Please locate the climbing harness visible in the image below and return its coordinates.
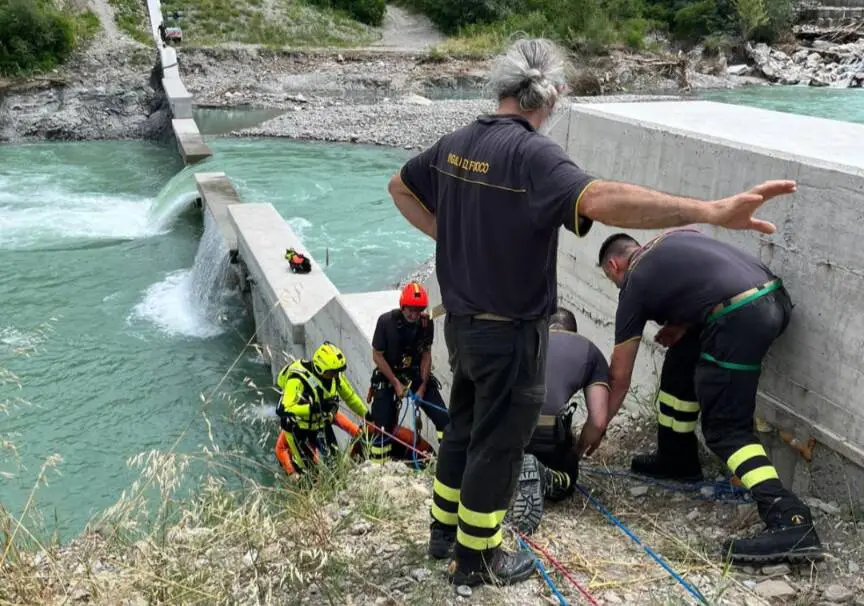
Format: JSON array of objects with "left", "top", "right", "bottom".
[
  {"left": 575, "top": 483, "right": 709, "bottom": 605},
  {"left": 581, "top": 467, "right": 751, "bottom": 504},
  {"left": 285, "top": 247, "right": 311, "bottom": 274}
]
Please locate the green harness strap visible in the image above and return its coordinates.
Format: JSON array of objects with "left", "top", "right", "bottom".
[
  {"left": 700, "top": 279, "right": 783, "bottom": 372},
  {"left": 705, "top": 279, "right": 782, "bottom": 323},
  {"left": 699, "top": 352, "right": 761, "bottom": 372}
]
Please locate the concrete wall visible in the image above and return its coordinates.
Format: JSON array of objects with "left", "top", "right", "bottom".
[
  {"left": 540, "top": 99, "right": 864, "bottom": 506},
  {"left": 195, "top": 175, "right": 426, "bottom": 440},
  {"left": 144, "top": 0, "right": 212, "bottom": 165}
]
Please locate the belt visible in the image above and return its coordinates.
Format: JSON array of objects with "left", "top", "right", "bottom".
[
  {"left": 536, "top": 415, "right": 558, "bottom": 428},
  {"left": 707, "top": 279, "right": 782, "bottom": 323},
  {"left": 473, "top": 313, "right": 515, "bottom": 322}
]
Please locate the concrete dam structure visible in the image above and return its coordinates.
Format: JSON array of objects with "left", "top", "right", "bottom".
[
  {"left": 427, "top": 100, "right": 864, "bottom": 507},
  {"left": 143, "top": 0, "right": 864, "bottom": 507}
]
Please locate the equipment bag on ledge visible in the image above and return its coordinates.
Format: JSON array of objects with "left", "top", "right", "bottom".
[{"left": 285, "top": 248, "right": 312, "bottom": 274}]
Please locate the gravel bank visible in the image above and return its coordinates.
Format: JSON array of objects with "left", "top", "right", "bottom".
[{"left": 235, "top": 93, "right": 684, "bottom": 151}]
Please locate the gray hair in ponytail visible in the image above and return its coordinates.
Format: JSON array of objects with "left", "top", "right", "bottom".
[{"left": 488, "top": 38, "right": 568, "bottom": 112}]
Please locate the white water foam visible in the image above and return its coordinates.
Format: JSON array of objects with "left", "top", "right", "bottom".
[
  {"left": 0, "top": 191, "right": 163, "bottom": 251},
  {"left": 131, "top": 213, "right": 236, "bottom": 339},
  {"left": 131, "top": 269, "right": 227, "bottom": 339},
  {"left": 146, "top": 163, "right": 211, "bottom": 231}
]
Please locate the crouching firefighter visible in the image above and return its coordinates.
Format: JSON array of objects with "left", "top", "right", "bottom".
[
  {"left": 274, "top": 342, "right": 369, "bottom": 479},
  {"left": 598, "top": 229, "right": 823, "bottom": 564},
  {"left": 366, "top": 282, "right": 450, "bottom": 464},
  {"left": 507, "top": 307, "right": 611, "bottom": 534}
]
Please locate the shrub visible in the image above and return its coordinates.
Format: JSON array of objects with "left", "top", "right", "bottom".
[
  {"left": 310, "top": 0, "right": 387, "bottom": 26},
  {"left": 0, "top": 0, "right": 78, "bottom": 77},
  {"left": 673, "top": 0, "right": 721, "bottom": 43}
]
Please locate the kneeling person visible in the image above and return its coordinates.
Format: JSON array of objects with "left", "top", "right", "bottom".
[
  {"left": 367, "top": 282, "right": 450, "bottom": 463},
  {"left": 275, "top": 342, "right": 368, "bottom": 478},
  {"left": 509, "top": 307, "right": 610, "bottom": 533},
  {"left": 599, "top": 229, "right": 822, "bottom": 563}
]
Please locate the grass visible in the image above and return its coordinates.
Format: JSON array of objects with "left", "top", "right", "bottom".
[
  {"left": 158, "top": 0, "right": 377, "bottom": 48},
  {"left": 107, "top": 0, "right": 151, "bottom": 44}
]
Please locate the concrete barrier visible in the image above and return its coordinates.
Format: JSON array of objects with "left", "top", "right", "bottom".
[
  {"left": 144, "top": 0, "right": 212, "bottom": 165},
  {"left": 544, "top": 99, "right": 864, "bottom": 504},
  {"left": 228, "top": 203, "right": 340, "bottom": 378},
  {"left": 172, "top": 119, "right": 211, "bottom": 165},
  {"left": 195, "top": 172, "right": 240, "bottom": 256},
  {"left": 305, "top": 291, "right": 402, "bottom": 420},
  {"left": 162, "top": 77, "right": 193, "bottom": 119}
]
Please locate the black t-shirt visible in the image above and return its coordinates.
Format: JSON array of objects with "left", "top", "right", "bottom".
[
  {"left": 372, "top": 309, "right": 434, "bottom": 370},
  {"left": 615, "top": 230, "right": 777, "bottom": 344},
  {"left": 400, "top": 114, "right": 596, "bottom": 320},
  {"left": 543, "top": 330, "right": 610, "bottom": 416}
]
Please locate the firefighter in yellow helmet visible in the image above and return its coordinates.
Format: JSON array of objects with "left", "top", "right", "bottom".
[{"left": 274, "top": 342, "right": 369, "bottom": 478}]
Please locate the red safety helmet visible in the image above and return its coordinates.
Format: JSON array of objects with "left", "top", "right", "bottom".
[{"left": 400, "top": 282, "right": 429, "bottom": 309}]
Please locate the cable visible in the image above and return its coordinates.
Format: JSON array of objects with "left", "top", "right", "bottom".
[
  {"left": 575, "top": 484, "right": 709, "bottom": 605},
  {"left": 518, "top": 532, "right": 600, "bottom": 606},
  {"left": 514, "top": 533, "right": 569, "bottom": 606}
]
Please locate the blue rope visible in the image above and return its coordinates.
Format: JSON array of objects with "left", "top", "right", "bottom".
[
  {"left": 576, "top": 483, "right": 709, "bottom": 605},
  {"left": 581, "top": 467, "right": 750, "bottom": 503},
  {"left": 407, "top": 390, "right": 449, "bottom": 414},
  {"left": 515, "top": 534, "right": 569, "bottom": 606}
]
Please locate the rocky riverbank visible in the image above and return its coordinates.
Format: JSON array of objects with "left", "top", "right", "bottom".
[
  {"left": 2, "top": 24, "right": 863, "bottom": 144},
  {"left": 742, "top": 39, "right": 864, "bottom": 87}
]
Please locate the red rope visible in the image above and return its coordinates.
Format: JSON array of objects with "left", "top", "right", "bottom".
[
  {"left": 518, "top": 533, "right": 600, "bottom": 606},
  {"left": 361, "top": 421, "right": 434, "bottom": 461}
]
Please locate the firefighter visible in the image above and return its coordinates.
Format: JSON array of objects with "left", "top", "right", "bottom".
[
  {"left": 389, "top": 35, "right": 795, "bottom": 587},
  {"left": 367, "top": 282, "right": 449, "bottom": 464},
  {"left": 508, "top": 307, "right": 610, "bottom": 534},
  {"left": 598, "top": 229, "right": 823, "bottom": 564},
  {"left": 274, "top": 342, "right": 368, "bottom": 479}
]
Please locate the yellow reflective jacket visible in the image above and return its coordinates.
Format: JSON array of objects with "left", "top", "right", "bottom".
[{"left": 276, "top": 359, "right": 367, "bottom": 430}]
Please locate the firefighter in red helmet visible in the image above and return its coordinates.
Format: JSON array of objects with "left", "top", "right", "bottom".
[{"left": 366, "top": 282, "right": 450, "bottom": 463}]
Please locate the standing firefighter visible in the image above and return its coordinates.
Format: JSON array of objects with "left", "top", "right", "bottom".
[
  {"left": 274, "top": 342, "right": 368, "bottom": 479},
  {"left": 367, "top": 282, "right": 450, "bottom": 463},
  {"left": 388, "top": 35, "right": 796, "bottom": 587},
  {"left": 598, "top": 229, "right": 823, "bottom": 563}
]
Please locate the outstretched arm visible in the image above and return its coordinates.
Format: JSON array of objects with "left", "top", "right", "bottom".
[{"left": 578, "top": 180, "right": 796, "bottom": 234}]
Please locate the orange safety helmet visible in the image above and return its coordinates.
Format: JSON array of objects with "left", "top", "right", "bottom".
[{"left": 400, "top": 282, "right": 429, "bottom": 309}]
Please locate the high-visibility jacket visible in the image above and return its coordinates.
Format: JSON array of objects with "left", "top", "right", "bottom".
[{"left": 276, "top": 360, "right": 367, "bottom": 431}]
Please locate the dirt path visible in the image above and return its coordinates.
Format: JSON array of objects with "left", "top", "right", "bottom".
[
  {"left": 88, "top": 0, "right": 121, "bottom": 39},
  {"left": 371, "top": 4, "right": 445, "bottom": 52}
]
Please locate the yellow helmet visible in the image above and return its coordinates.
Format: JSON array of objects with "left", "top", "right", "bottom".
[{"left": 311, "top": 341, "right": 347, "bottom": 376}]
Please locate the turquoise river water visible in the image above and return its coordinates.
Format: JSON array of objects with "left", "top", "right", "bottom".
[{"left": 1, "top": 87, "right": 861, "bottom": 540}]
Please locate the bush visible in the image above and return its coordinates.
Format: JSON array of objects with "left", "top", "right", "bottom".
[
  {"left": 673, "top": 0, "right": 721, "bottom": 43},
  {"left": 310, "top": 0, "right": 387, "bottom": 26},
  {"left": 0, "top": 0, "right": 79, "bottom": 77}
]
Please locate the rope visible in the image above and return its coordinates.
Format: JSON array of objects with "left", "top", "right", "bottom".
[
  {"left": 580, "top": 467, "right": 750, "bottom": 503},
  {"left": 514, "top": 533, "right": 569, "bottom": 606},
  {"left": 518, "top": 533, "right": 600, "bottom": 606},
  {"left": 575, "top": 484, "right": 709, "bottom": 605},
  {"left": 407, "top": 389, "right": 449, "bottom": 414}
]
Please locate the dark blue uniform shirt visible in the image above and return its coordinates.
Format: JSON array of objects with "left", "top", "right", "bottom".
[
  {"left": 615, "top": 230, "right": 779, "bottom": 344},
  {"left": 400, "top": 114, "right": 596, "bottom": 320}
]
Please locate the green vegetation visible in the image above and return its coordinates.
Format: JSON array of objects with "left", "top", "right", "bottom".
[
  {"left": 158, "top": 0, "right": 376, "bottom": 47},
  {"left": 107, "top": 0, "right": 151, "bottom": 44},
  {"left": 0, "top": 0, "right": 100, "bottom": 77},
  {"left": 308, "top": 0, "right": 387, "bottom": 26},
  {"left": 402, "top": 0, "right": 797, "bottom": 57}
]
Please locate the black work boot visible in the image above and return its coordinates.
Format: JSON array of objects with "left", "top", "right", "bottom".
[
  {"left": 448, "top": 548, "right": 536, "bottom": 587},
  {"left": 428, "top": 524, "right": 456, "bottom": 560},
  {"left": 503, "top": 454, "right": 545, "bottom": 535},
  {"left": 631, "top": 452, "right": 704, "bottom": 483},
  {"left": 723, "top": 503, "right": 824, "bottom": 564}
]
